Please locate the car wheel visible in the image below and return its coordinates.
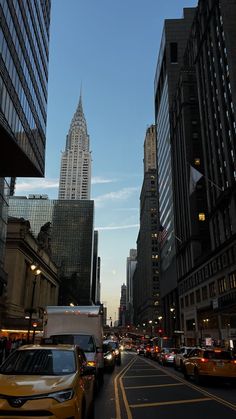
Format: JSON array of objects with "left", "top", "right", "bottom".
[
  {"left": 116, "top": 358, "right": 121, "bottom": 366},
  {"left": 173, "top": 360, "right": 177, "bottom": 370}
]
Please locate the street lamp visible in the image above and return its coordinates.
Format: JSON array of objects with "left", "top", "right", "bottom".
[
  {"left": 27, "top": 264, "right": 41, "bottom": 343},
  {"left": 149, "top": 320, "right": 153, "bottom": 337}
]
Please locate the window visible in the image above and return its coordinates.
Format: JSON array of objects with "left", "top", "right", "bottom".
[
  {"left": 185, "top": 295, "right": 189, "bottom": 307},
  {"left": 218, "top": 277, "right": 227, "bottom": 294},
  {"left": 209, "top": 281, "right": 216, "bottom": 297},
  {"left": 199, "top": 213, "right": 206, "bottom": 221},
  {"left": 202, "top": 286, "right": 208, "bottom": 300},
  {"left": 229, "top": 272, "right": 236, "bottom": 289},
  {"left": 196, "top": 289, "right": 201, "bottom": 303},
  {"left": 190, "top": 292, "right": 195, "bottom": 305}
]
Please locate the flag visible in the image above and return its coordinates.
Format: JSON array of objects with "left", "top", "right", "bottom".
[
  {"left": 189, "top": 165, "right": 203, "bottom": 195},
  {"left": 158, "top": 224, "right": 168, "bottom": 247}
]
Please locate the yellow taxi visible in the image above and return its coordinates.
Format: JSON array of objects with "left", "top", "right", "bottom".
[
  {"left": 183, "top": 347, "right": 236, "bottom": 385},
  {"left": 0, "top": 344, "right": 95, "bottom": 418}
]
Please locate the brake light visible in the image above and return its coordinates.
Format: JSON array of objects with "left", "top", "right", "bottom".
[
  {"left": 230, "top": 360, "right": 236, "bottom": 364},
  {"left": 87, "top": 361, "right": 96, "bottom": 367},
  {"left": 200, "top": 358, "right": 208, "bottom": 363}
]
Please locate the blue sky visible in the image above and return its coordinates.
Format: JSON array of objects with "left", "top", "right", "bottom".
[{"left": 15, "top": 0, "right": 197, "bottom": 322}]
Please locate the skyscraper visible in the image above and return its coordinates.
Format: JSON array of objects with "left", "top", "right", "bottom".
[
  {"left": 0, "top": 0, "right": 51, "bottom": 297},
  {"left": 133, "top": 125, "right": 159, "bottom": 325},
  {"left": 154, "top": 8, "right": 195, "bottom": 334},
  {"left": 58, "top": 95, "right": 92, "bottom": 200}
]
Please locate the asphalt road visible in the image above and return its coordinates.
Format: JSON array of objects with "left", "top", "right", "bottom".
[{"left": 94, "top": 350, "right": 236, "bottom": 419}]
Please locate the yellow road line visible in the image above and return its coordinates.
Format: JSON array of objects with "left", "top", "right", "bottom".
[
  {"left": 114, "top": 357, "right": 136, "bottom": 419},
  {"left": 129, "top": 397, "right": 212, "bottom": 408},
  {"left": 124, "top": 382, "right": 184, "bottom": 389},
  {"left": 143, "top": 358, "right": 236, "bottom": 411},
  {"left": 124, "top": 374, "right": 168, "bottom": 378}
]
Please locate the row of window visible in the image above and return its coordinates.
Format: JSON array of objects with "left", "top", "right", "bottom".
[{"left": 181, "top": 271, "right": 236, "bottom": 308}]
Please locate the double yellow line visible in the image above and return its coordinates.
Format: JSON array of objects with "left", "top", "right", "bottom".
[
  {"left": 114, "top": 356, "right": 236, "bottom": 418},
  {"left": 114, "top": 357, "right": 135, "bottom": 419}
]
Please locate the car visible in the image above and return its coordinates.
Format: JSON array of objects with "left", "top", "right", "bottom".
[
  {"left": 136, "top": 344, "right": 145, "bottom": 356},
  {"left": 158, "top": 347, "right": 179, "bottom": 366},
  {"left": 103, "top": 342, "right": 116, "bottom": 372},
  {"left": 174, "top": 346, "right": 197, "bottom": 370},
  {"left": 0, "top": 344, "right": 95, "bottom": 419},
  {"left": 182, "top": 347, "right": 236, "bottom": 384},
  {"left": 104, "top": 340, "right": 121, "bottom": 365}
]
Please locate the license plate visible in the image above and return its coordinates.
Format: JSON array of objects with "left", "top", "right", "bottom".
[{"left": 215, "top": 361, "right": 224, "bottom": 368}]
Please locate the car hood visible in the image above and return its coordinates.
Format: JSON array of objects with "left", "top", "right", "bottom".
[{"left": 0, "top": 373, "right": 76, "bottom": 396}]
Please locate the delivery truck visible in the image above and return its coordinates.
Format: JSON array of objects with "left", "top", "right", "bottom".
[{"left": 43, "top": 305, "right": 104, "bottom": 388}]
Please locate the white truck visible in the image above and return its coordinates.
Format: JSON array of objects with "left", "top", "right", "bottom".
[{"left": 43, "top": 305, "right": 104, "bottom": 387}]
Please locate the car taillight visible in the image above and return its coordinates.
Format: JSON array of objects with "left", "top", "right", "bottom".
[
  {"left": 87, "top": 361, "right": 96, "bottom": 367},
  {"left": 200, "top": 358, "right": 208, "bottom": 363},
  {"left": 165, "top": 354, "right": 169, "bottom": 359},
  {"left": 230, "top": 360, "right": 236, "bottom": 364}
]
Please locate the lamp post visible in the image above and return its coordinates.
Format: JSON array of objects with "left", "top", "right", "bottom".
[
  {"left": 149, "top": 320, "right": 153, "bottom": 338},
  {"left": 27, "top": 264, "right": 41, "bottom": 343}
]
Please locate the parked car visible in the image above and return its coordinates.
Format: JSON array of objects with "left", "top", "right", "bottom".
[
  {"left": 174, "top": 346, "right": 197, "bottom": 370},
  {"left": 104, "top": 340, "right": 121, "bottom": 365},
  {"left": 0, "top": 344, "right": 95, "bottom": 419},
  {"left": 182, "top": 347, "right": 236, "bottom": 384},
  {"left": 103, "top": 342, "right": 116, "bottom": 372},
  {"left": 158, "top": 347, "right": 179, "bottom": 366}
]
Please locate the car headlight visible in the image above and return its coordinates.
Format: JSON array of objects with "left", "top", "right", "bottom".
[
  {"left": 115, "top": 349, "right": 119, "bottom": 355},
  {"left": 105, "top": 353, "right": 113, "bottom": 360},
  {"left": 50, "top": 389, "right": 74, "bottom": 403}
]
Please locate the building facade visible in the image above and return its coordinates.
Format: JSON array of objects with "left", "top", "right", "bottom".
[
  {"left": 133, "top": 125, "right": 160, "bottom": 325},
  {"left": 154, "top": 8, "right": 196, "bottom": 336},
  {"left": 58, "top": 95, "right": 92, "bottom": 200},
  {"left": 175, "top": 0, "right": 236, "bottom": 347},
  {"left": 8, "top": 196, "right": 95, "bottom": 305},
  {"left": 0, "top": 0, "right": 51, "bottom": 308},
  {"left": 2, "top": 217, "right": 58, "bottom": 337},
  {"left": 126, "top": 248, "right": 137, "bottom": 325}
]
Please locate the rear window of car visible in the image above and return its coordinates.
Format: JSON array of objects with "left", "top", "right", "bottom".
[
  {"left": 51, "top": 334, "right": 95, "bottom": 352},
  {"left": 203, "top": 351, "right": 232, "bottom": 360}
]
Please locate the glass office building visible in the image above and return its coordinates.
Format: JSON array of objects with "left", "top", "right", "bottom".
[
  {"left": 0, "top": 0, "right": 51, "bottom": 176},
  {"left": 9, "top": 196, "right": 94, "bottom": 305}
]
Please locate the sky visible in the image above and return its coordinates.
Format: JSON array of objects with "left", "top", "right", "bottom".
[{"left": 15, "top": 0, "right": 197, "bottom": 322}]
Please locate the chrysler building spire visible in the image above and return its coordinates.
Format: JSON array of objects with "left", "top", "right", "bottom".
[{"left": 58, "top": 94, "right": 91, "bottom": 200}]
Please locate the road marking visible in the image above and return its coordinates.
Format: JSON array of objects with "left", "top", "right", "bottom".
[
  {"left": 129, "top": 397, "right": 212, "bottom": 408},
  {"left": 114, "top": 357, "right": 135, "bottom": 419},
  {"left": 124, "top": 374, "right": 169, "bottom": 379},
  {"left": 124, "top": 382, "right": 184, "bottom": 389}
]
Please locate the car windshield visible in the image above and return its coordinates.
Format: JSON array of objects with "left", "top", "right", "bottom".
[
  {"left": 52, "top": 335, "right": 95, "bottom": 352},
  {"left": 0, "top": 349, "right": 76, "bottom": 375}
]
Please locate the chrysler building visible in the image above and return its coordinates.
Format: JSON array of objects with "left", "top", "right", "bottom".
[{"left": 58, "top": 95, "right": 91, "bottom": 199}]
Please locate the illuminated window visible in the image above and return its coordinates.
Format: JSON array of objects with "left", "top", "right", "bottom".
[
  {"left": 198, "top": 213, "right": 206, "bottom": 221},
  {"left": 194, "top": 158, "right": 201, "bottom": 166}
]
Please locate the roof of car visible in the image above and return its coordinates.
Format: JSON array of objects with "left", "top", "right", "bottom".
[{"left": 18, "top": 344, "right": 76, "bottom": 351}]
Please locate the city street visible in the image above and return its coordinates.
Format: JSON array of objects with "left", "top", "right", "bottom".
[{"left": 95, "top": 351, "right": 236, "bottom": 419}]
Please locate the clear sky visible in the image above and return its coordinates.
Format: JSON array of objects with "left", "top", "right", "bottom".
[{"left": 15, "top": 0, "right": 197, "bottom": 322}]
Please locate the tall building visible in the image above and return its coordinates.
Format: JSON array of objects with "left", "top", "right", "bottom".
[
  {"left": 0, "top": 0, "right": 51, "bottom": 300},
  {"left": 126, "top": 249, "right": 137, "bottom": 325},
  {"left": 9, "top": 196, "right": 94, "bottom": 305},
  {"left": 119, "top": 283, "right": 127, "bottom": 327},
  {"left": 133, "top": 125, "right": 159, "bottom": 325},
  {"left": 1, "top": 0, "right": 51, "bottom": 177},
  {"left": 174, "top": 0, "right": 236, "bottom": 347},
  {"left": 154, "top": 8, "right": 196, "bottom": 335},
  {"left": 58, "top": 95, "right": 92, "bottom": 200}
]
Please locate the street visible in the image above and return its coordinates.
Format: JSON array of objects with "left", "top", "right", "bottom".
[{"left": 95, "top": 351, "right": 236, "bottom": 419}]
